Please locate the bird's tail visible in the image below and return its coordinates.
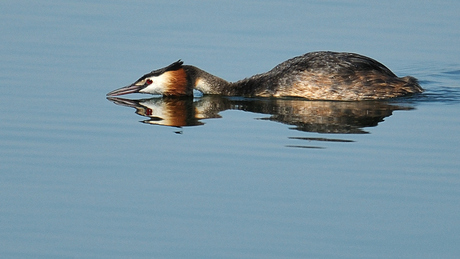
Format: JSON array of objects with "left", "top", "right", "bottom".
[{"left": 401, "top": 76, "right": 424, "bottom": 93}]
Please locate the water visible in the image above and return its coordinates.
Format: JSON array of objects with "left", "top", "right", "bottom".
[{"left": 1, "top": 1, "right": 460, "bottom": 258}]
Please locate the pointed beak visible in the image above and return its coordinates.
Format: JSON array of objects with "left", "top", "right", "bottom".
[{"left": 106, "top": 83, "right": 144, "bottom": 96}]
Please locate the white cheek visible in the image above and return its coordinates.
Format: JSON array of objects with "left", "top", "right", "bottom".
[{"left": 139, "top": 74, "right": 169, "bottom": 94}]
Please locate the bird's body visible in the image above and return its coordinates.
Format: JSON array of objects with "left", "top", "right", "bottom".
[{"left": 107, "top": 51, "right": 423, "bottom": 101}]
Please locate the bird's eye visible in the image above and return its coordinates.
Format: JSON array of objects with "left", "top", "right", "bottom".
[{"left": 145, "top": 79, "right": 153, "bottom": 85}]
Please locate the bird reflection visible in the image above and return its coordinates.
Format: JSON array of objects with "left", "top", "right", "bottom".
[{"left": 107, "top": 95, "right": 414, "bottom": 135}]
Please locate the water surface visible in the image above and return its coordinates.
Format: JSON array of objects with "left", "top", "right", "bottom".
[{"left": 1, "top": 0, "right": 460, "bottom": 258}]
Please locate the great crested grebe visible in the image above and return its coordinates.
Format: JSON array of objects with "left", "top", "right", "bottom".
[{"left": 106, "top": 51, "right": 423, "bottom": 100}]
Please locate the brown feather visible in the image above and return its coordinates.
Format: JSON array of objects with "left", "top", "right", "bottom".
[{"left": 163, "top": 68, "right": 190, "bottom": 96}]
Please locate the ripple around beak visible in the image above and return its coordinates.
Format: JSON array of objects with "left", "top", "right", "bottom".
[{"left": 106, "top": 84, "right": 143, "bottom": 96}]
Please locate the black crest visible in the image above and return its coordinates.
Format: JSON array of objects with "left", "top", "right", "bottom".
[{"left": 137, "top": 60, "right": 184, "bottom": 81}]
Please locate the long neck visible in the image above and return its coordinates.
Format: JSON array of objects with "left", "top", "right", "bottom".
[{"left": 183, "top": 65, "right": 268, "bottom": 96}]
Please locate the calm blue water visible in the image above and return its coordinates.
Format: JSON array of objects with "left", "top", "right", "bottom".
[{"left": 1, "top": 1, "right": 460, "bottom": 258}]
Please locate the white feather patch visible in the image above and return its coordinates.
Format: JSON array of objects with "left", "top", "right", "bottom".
[{"left": 139, "top": 73, "right": 170, "bottom": 95}]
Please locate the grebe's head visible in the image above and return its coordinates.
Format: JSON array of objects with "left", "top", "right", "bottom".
[{"left": 107, "top": 60, "right": 191, "bottom": 97}]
